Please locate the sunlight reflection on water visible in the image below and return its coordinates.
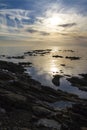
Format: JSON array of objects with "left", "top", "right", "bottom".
[{"left": 0, "top": 44, "right": 87, "bottom": 98}]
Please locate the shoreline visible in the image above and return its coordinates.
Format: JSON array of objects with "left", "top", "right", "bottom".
[{"left": 0, "top": 60, "right": 87, "bottom": 130}]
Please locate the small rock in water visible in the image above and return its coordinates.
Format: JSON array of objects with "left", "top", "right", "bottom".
[
  {"left": 53, "top": 55, "right": 63, "bottom": 58},
  {"left": 52, "top": 75, "right": 63, "bottom": 86},
  {"left": 65, "top": 56, "right": 80, "bottom": 60}
]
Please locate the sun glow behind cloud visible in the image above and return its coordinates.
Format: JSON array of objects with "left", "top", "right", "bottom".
[
  {"left": 0, "top": 0, "right": 87, "bottom": 45},
  {"left": 48, "top": 16, "right": 62, "bottom": 26}
]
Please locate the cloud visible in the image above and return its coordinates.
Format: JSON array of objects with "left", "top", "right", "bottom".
[
  {"left": 26, "top": 29, "right": 38, "bottom": 33},
  {"left": 0, "top": 3, "right": 8, "bottom": 9},
  {"left": 0, "top": 9, "right": 32, "bottom": 34},
  {"left": 40, "top": 32, "right": 50, "bottom": 36},
  {"left": 26, "top": 28, "right": 50, "bottom": 36},
  {"left": 72, "top": 35, "right": 87, "bottom": 40},
  {"left": 76, "top": 36, "right": 87, "bottom": 39},
  {"left": 59, "top": 23, "right": 77, "bottom": 28},
  {"left": 0, "top": 0, "right": 87, "bottom": 44}
]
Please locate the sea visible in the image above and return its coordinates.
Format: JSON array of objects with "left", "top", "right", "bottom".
[{"left": 0, "top": 41, "right": 87, "bottom": 99}]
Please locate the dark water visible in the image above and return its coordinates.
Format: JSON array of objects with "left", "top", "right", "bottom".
[{"left": 49, "top": 101, "right": 75, "bottom": 110}]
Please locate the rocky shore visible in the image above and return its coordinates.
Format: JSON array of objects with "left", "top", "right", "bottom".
[{"left": 0, "top": 60, "right": 87, "bottom": 130}]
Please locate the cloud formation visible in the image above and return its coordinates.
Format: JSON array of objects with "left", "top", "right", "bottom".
[
  {"left": 0, "top": 0, "right": 87, "bottom": 44},
  {"left": 26, "top": 28, "right": 50, "bottom": 36},
  {"left": 59, "top": 23, "right": 77, "bottom": 28}
]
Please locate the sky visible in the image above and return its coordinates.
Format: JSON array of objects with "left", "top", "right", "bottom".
[{"left": 0, "top": 0, "right": 87, "bottom": 45}]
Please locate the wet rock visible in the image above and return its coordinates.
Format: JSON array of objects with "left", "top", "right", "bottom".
[
  {"left": 0, "top": 60, "right": 25, "bottom": 73},
  {"left": 60, "top": 70, "right": 63, "bottom": 73},
  {"left": 63, "top": 50, "right": 74, "bottom": 52},
  {"left": 0, "top": 127, "right": 31, "bottom": 130},
  {"left": 32, "top": 106, "right": 52, "bottom": 117},
  {"left": 0, "top": 55, "right": 6, "bottom": 57},
  {"left": 0, "top": 107, "right": 6, "bottom": 114},
  {"left": 0, "top": 60, "right": 87, "bottom": 130},
  {"left": 7, "top": 56, "right": 25, "bottom": 59},
  {"left": 6, "top": 92, "right": 26, "bottom": 102},
  {"left": 0, "top": 70, "right": 15, "bottom": 81},
  {"left": 49, "top": 101, "right": 75, "bottom": 110},
  {"left": 61, "top": 64, "right": 66, "bottom": 66},
  {"left": 19, "top": 62, "right": 32, "bottom": 67},
  {"left": 79, "top": 74, "right": 87, "bottom": 80},
  {"left": 66, "top": 104, "right": 87, "bottom": 129},
  {"left": 52, "top": 55, "right": 63, "bottom": 58},
  {"left": 65, "top": 56, "right": 80, "bottom": 60},
  {"left": 64, "top": 74, "right": 71, "bottom": 77},
  {"left": 52, "top": 75, "right": 63, "bottom": 86},
  {"left": 67, "top": 76, "right": 87, "bottom": 91},
  {"left": 36, "top": 118, "right": 61, "bottom": 130},
  {"left": 81, "top": 127, "right": 87, "bottom": 130},
  {"left": 24, "top": 49, "right": 52, "bottom": 56}
]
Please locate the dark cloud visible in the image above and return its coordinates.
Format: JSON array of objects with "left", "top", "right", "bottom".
[
  {"left": 58, "top": 33, "right": 69, "bottom": 36},
  {"left": 26, "top": 29, "right": 38, "bottom": 33},
  {"left": 26, "top": 29, "right": 50, "bottom": 36},
  {"left": 73, "top": 35, "right": 87, "bottom": 40},
  {"left": 77, "top": 36, "right": 87, "bottom": 39},
  {"left": 40, "top": 32, "right": 50, "bottom": 36},
  {"left": 59, "top": 23, "right": 77, "bottom": 28}
]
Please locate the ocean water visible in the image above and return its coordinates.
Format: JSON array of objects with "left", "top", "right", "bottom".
[{"left": 0, "top": 42, "right": 87, "bottom": 99}]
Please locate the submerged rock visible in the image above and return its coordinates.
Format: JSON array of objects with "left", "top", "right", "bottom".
[
  {"left": 7, "top": 55, "right": 25, "bottom": 59},
  {"left": 24, "top": 49, "right": 52, "bottom": 56},
  {"left": 52, "top": 75, "right": 63, "bottom": 86},
  {"left": 61, "top": 64, "right": 66, "bottom": 66},
  {"left": 63, "top": 50, "right": 75, "bottom": 52},
  {"left": 53, "top": 55, "right": 63, "bottom": 58},
  {"left": 67, "top": 76, "right": 87, "bottom": 91},
  {"left": 65, "top": 56, "right": 80, "bottom": 60}
]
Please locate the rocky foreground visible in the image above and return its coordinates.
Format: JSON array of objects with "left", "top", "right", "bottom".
[{"left": 0, "top": 60, "right": 87, "bottom": 130}]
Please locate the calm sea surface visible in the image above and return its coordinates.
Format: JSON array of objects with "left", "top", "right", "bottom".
[{"left": 0, "top": 42, "right": 87, "bottom": 99}]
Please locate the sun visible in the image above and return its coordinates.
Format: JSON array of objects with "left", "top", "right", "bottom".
[
  {"left": 43, "top": 14, "right": 64, "bottom": 32},
  {"left": 44, "top": 14, "right": 63, "bottom": 31},
  {"left": 48, "top": 15, "right": 62, "bottom": 26},
  {"left": 49, "top": 17, "right": 59, "bottom": 26}
]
